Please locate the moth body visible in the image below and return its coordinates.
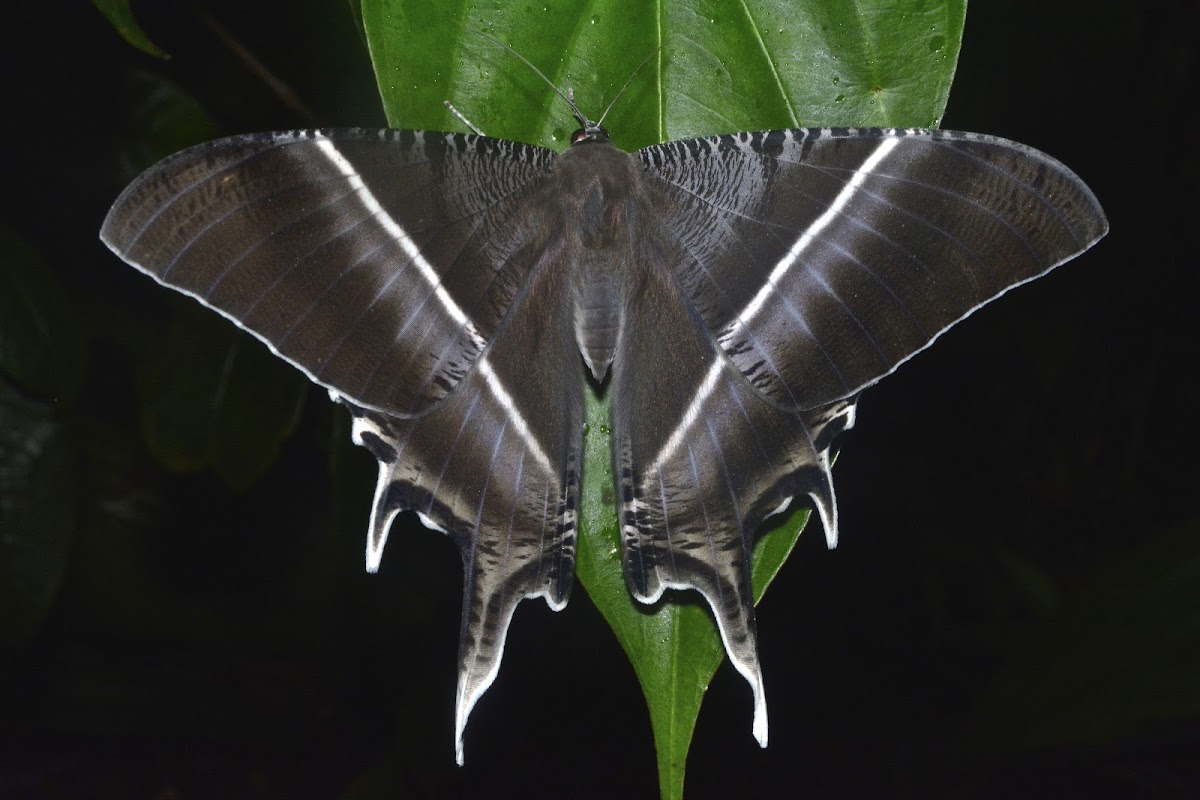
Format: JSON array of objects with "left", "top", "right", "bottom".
[{"left": 556, "top": 139, "right": 650, "bottom": 382}]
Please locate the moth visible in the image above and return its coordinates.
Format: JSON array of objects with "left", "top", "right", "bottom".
[{"left": 101, "top": 80, "right": 1107, "bottom": 763}]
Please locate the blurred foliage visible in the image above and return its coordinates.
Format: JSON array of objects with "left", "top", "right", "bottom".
[
  {"left": 91, "top": 0, "right": 168, "bottom": 59},
  {"left": 138, "top": 304, "right": 307, "bottom": 490},
  {"left": 0, "top": 227, "right": 88, "bottom": 405}
]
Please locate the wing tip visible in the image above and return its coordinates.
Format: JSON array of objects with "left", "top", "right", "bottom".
[
  {"left": 454, "top": 713, "right": 467, "bottom": 766},
  {"left": 753, "top": 682, "right": 769, "bottom": 748},
  {"left": 542, "top": 591, "right": 570, "bottom": 613},
  {"left": 728, "top": 641, "right": 769, "bottom": 748},
  {"left": 365, "top": 535, "right": 386, "bottom": 573},
  {"left": 454, "top": 669, "right": 488, "bottom": 769},
  {"left": 452, "top": 584, "right": 550, "bottom": 767},
  {"left": 810, "top": 460, "right": 840, "bottom": 550},
  {"left": 364, "top": 459, "right": 399, "bottom": 572}
]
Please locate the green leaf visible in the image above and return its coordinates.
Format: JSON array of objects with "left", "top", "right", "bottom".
[
  {"left": 92, "top": 0, "right": 169, "bottom": 59},
  {"left": 0, "top": 226, "right": 88, "bottom": 405},
  {"left": 138, "top": 303, "right": 308, "bottom": 490},
  {"left": 360, "top": 2, "right": 965, "bottom": 796},
  {"left": 361, "top": 0, "right": 962, "bottom": 150},
  {"left": 111, "top": 71, "right": 221, "bottom": 183}
]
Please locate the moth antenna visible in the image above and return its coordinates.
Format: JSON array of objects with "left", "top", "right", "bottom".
[
  {"left": 470, "top": 30, "right": 599, "bottom": 132},
  {"left": 471, "top": 31, "right": 664, "bottom": 134},
  {"left": 596, "top": 42, "right": 663, "bottom": 128},
  {"left": 444, "top": 100, "right": 485, "bottom": 136}
]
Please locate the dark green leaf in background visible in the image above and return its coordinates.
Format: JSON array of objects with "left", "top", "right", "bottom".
[
  {"left": 111, "top": 72, "right": 221, "bottom": 184},
  {"left": 0, "top": 227, "right": 89, "bottom": 406},
  {"left": 91, "top": 0, "right": 169, "bottom": 59},
  {"left": 138, "top": 304, "right": 308, "bottom": 490}
]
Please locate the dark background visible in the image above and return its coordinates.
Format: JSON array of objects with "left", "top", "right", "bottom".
[{"left": 2, "top": 1, "right": 1197, "bottom": 798}]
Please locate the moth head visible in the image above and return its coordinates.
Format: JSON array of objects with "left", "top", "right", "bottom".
[{"left": 570, "top": 125, "right": 611, "bottom": 146}]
